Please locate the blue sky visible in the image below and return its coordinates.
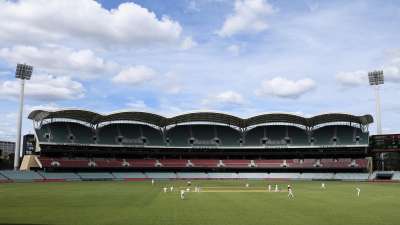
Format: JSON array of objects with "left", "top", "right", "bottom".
[{"left": 0, "top": 0, "right": 400, "bottom": 141}]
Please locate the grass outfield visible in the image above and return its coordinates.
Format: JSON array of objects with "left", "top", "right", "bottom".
[{"left": 0, "top": 180, "right": 400, "bottom": 225}]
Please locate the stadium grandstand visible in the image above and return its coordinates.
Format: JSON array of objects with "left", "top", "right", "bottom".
[{"left": 0, "top": 109, "right": 379, "bottom": 182}]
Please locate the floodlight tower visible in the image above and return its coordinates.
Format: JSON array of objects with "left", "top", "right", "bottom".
[
  {"left": 14, "top": 63, "right": 33, "bottom": 170},
  {"left": 368, "top": 70, "right": 384, "bottom": 170},
  {"left": 368, "top": 70, "right": 384, "bottom": 134}
]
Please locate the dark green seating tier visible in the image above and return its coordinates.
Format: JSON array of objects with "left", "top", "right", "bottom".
[
  {"left": 312, "top": 126, "right": 334, "bottom": 145},
  {"left": 288, "top": 126, "right": 309, "bottom": 145},
  {"left": 216, "top": 126, "right": 241, "bottom": 146},
  {"left": 166, "top": 125, "right": 241, "bottom": 147},
  {"left": 244, "top": 125, "right": 307, "bottom": 146},
  {"left": 97, "top": 123, "right": 163, "bottom": 146},
  {"left": 244, "top": 126, "right": 264, "bottom": 146},
  {"left": 37, "top": 122, "right": 70, "bottom": 143},
  {"left": 141, "top": 125, "right": 164, "bottom": 146},
  {"left": 98, "top": 124, "right": 119, "bottom": 145},
  {"left": 336, "top": 125, "right": 354, "bottom": 145},
  {"left": 36, "top": 122, "right": 93, "bottom": 144},
  {"left": 69, "top": 123, "right": 93, "bottom": 144},
  {"left": 34, "top": 122, "right": 368, "bottom": 147},
  {"left": 312, "top": 125, "right": 369, "bottom": 145}
]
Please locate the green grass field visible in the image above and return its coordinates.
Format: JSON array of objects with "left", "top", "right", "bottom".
[{"left": 0, "top": 180, "right": 399, "bottom": 225}]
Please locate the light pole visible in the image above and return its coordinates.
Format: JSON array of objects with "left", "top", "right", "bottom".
[
  {"left": 14, "top": 63, "right": 33, "bottom": 170},
  {"left": 368, "top": 70, "right": 384, "bottom": 170}
]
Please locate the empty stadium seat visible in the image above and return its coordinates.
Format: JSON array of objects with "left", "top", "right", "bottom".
[
  {"left": 223, "top": 160, "right": 251, "bottom": 168},
  {"left": 159, "top": 159, "right": 188, "bottom": 167},
  {"left": 38, "top": 122, "right": 71, "bottom": 143},
  {"left": 94, "top": 159, "right": 123, "bottom": 168},
  {"left": 34, "top": 119, "right": 370, "bottom": 147},
  {"left": 77, "top": 172, "right": 114, "bottom": 180},
  {"left": 335, "top": 125, "right": 354, "bottom": 145},
  {"left": 191, "top": 159, "right": 219, "bottom": 168},
  {"left": 40, "top": 157, "right": 91, "bottom": 168},
  {"left": 312, "top": 125, "right": 368, "bottom": 146},
  {"left": 312, "top": 126, "right": 335, "bottom": 145},
  {"left": 237, "top": 173, "right": 268, "bottom": 179},
  {"left": 166, "top": 125, "right": 242, "bottom": 147},
  {"left": 38, "top": 156, "right": 368, "bottom": 171},
  {"left": 288, "top": 126, "right": 309, "bottom": 145},
  {"left": 141, "top": 125, "right": 164, "bottom": 146},
  {"left": 112, "top": 172, "right": 147, "bottom": 179},
  {"left": 0, "top": 173, "right": 10, "bottom": 182},
  {"left": 208, "top": 173, "right": 238, "bottom": 179},
  {"left": 333, "top": 173, "right": 369, "bottom": 180},
  {"left": 215, "top": 126, "right": 242, "bottom": 146},
  {"left": 38, "top": 172, "right": 81, "bottom": 181},
  {"left": 0, "top": 170, "right": 43, "bottom": 181},
  {"left": 68, "top": 123, "right": 94, "bottom": 144},
  {"left": 166, "top": 125, "right": 192, "bottom": 146},
  {"left": 244, "top": 126, "right": 264, "bottom": 146},
  {"left": 255, "top": 160, "right": 283, "bottom": 168},
  {"left": 267, "top": 173, "right": 301, "bottom": 179},
  {"left": 35, "top": 125, "right": 51, "bottom": 142},
  {"left": 176, "top": 172, "right": 208, "bottom": 179},
  {"left": 145, "top": 172, "right": 177, "bottom": 179},
  {"left": 116, "top": 124, "right": 164, "bottom": 146},
  {"left": 299, "top": 173, "right": 334, "bottom": 179},
  {"left": 245, "top": 125, "right": 306, "bottom": 146},
  {"left": 98, "top": 124, "right": 120, "bottom": 145},
  {"left": 126, "top": 159, "right": 157, "bottom": 168}
]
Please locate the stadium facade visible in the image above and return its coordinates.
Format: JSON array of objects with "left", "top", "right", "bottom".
[
  {"left": 0, "top": 141, "right": 15, "bottom": 157},
  {"left": 23, "top": 109, "right": 374, "bottom": 173}
]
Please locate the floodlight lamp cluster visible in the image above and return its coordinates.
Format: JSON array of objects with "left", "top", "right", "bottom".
[
  {"left": 15, "top": 63, "right": 33, "bottom": 80},
  {"left": 368, "top": 70, "right": 384, "bottom": 85}
]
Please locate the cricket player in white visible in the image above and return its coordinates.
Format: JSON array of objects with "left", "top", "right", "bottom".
[
  {"left": 151, "top": 179, "right": 154, "bottom": 185},
  {"left": 245, "top": 183, "right": 249, "bottom": 188},
  {"left": 170, "top": 186, "right": 174, "bottom": 192},
  {"left": 321, "top": 183, "right": 326, "bottom": 189},
  {"left": 288, "top": 185, "right": 294, "bottom": 198},
  {"left": 163, "top": 187, "right": 167, "bottom": 193},
  {"left": 180, "top": 190, "right": 185, "bottom": 200},
  {"left": 268, "top": 184, "right": 271, "bottom": 192},
  {"left": 275, "top": 184, "right": 279, "bottom": 192},
  {"left": 356, "top": 187, "right": 361, "bottom": 197}
]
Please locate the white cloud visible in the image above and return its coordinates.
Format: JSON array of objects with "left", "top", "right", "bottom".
[
  {"left": 203, "top": 90, "right": 245, "bottom": 106},
  {"left": 27, "top": 103, "right": 60, "bottom": 112},
  {"left": 337, "top": 49, "right": 400, "bottom": 87},
  {"left": 126, "top": 100, "right": 151, "bottom": 111},
  {"left": 0, "top": 74, "right": 85, "bottom": 101},
  {"left": 187, "top": 1, "right": 200, "bottom": 12},
  {"left": 0, "top": 0, "right": 183, "bottom": 47},
  {"left": 162, "top": 72, "right": 182, "bottom": 94},
  {"left": 383, "top": 49, "right": 400, "bottom": 82},
  {"left": 336, "top": 63, "right": 400, "bottom": 88},
  {"left": 112, "top": 66, "right": 156, "bottom": 86},
  {"left": 256, "top": 77, "right": 316, "bottom": 98},
  {"left": 335, "top": 70, "right": 367, "bottom": 86},
  {"left": 0, "top": 45, "right": 117, "bottom": 79},
  {"left": 217, "top": 0, "right": 275, "bottom": 37},
  {"left": 0, "top": 70, "right": 11, "bottom": 77},
  {"left": 384, "top": 66, "right": 400, "bottom": 82},
  {"left": 180, "top": 37, "right": 198, "bottom": 50},
  {"left": 124, "top": 99, "right": 186, "bottom": 117},
  {"left": 227, "top": 44, "right": 241, "bottom": 55},
  {"left": 0, "top": 112, "right": 17, "bottom": 141}
]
